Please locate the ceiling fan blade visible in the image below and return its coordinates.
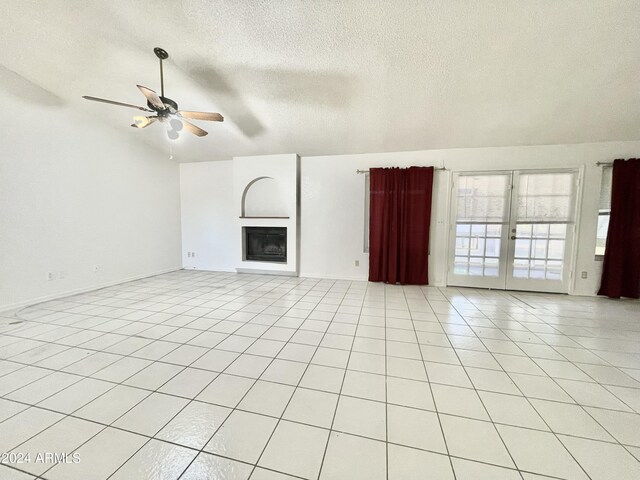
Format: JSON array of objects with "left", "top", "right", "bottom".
[
  {"left": 136, "top": 85, "right": 165, "bottom": 110},
  {"left": 82, "top": 95, "right": 153, "bottom": 112},
  {"left": 131, "top": 116, "right": 159, "bottom": 129},
  {"left": 178, "top": 111, "right": 224, "bottom": 122},
  {"left": 182, "top": 119, "right": 208, "bottom": 137}
]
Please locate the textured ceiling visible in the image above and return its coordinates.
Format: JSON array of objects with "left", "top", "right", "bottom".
[{"left": 2, "top": 0, "right": 639, "bottom": 162}]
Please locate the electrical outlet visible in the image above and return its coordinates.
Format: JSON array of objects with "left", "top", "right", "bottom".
[
  {"left": 187, "top": 252, "right": 191, "bottom": 258},
  {"left": 355, "top": 260, "right": 360, "bottom": 267},
  {"left": 581, "top": 271, "right": 588, "bottom": 279},
  {"left": 192, "top": 252, "right": 196, "bottom": 258},
  {"left": 47, "top": 272, "right": 54, "bottom": 281},
  {"left": 93, "top": 265, "right": 99, "bottom": 272}
]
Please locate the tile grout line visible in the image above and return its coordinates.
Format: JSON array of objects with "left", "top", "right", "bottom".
[
  {"left": 431, "top": 286, "right": 528, "bottom": 479},
  {"left": 119, "top": 277, "right": 330, "bottom": 480},
  {"left": 384, "top": 285, "right": 389, "bottom": 480},
  {"left": 173, "top": 278, "right": 350, "bottom": 479},
  {"left": 455, "top": 287, "right": 640, "bottom": 465},
  {"left": 449, "top": 287, "right": 595, "bottom": 480},
  {"left": 1, "top": 272, "right": 639, "bottom": 479},
  {"left": 15, "top": 275, "right": 322, "bottom": 479},
  {"left": 314, "top": 280, "right": 367, "bottom": 480},
  {"left": 402, "top": 285, "right": 458, "bottom": 480}
]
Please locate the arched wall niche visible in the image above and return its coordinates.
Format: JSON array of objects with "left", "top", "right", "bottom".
[{"left": 241, "top": 176, "right": 289, "bottom": 217}]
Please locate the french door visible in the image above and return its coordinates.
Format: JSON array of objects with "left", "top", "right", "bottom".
[{"left": 447, "top": 170, "right": 578, "bottom": 293}]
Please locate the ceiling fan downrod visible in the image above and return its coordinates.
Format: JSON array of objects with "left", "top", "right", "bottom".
[{"left": 153, "top": 47, "right": 169, "bottom": 98}]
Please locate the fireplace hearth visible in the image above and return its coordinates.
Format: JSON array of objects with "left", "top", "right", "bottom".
[{"left": 244, "top": 227, "right": 287, "bottom": 263}]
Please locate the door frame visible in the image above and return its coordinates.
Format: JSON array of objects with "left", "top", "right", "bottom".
[{"left": 446, "top": 167, "right": 583, "bottom": 294}]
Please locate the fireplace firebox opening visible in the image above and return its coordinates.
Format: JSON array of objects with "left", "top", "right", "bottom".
[{"left": 243, "top": 227, "right": 287, "bottom": 263}]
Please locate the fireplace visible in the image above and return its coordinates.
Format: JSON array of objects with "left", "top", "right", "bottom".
[{"left": 244, "top": 227, "right": 287, "bottom": 263}]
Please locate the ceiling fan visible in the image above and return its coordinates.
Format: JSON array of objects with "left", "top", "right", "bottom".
[{"left": 82, "top": 47, "right": 223, "bottom": 138}]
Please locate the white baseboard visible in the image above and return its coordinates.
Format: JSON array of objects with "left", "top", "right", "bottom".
[
  {"left": 183, "top": 266, "right": 237, "bottom": 273},
  {"left": 236, "top": 268, "right": 298, "bottom": 277},
  {"left": 0, "top": 266, "right": 183, "bottom": 314},
  {"left": 300, "top": 273, "right": 447, "bottom": 286},
  {"left": 300, "top": 273, "right": 369, "bottom": 282}
]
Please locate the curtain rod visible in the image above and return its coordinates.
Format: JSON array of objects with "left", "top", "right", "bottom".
[
  {"left": 356, "top": 167, "right": 446, "bottom": 174},
  {"left": 596, "top": 161, "right": 613, "bottom": 166}
]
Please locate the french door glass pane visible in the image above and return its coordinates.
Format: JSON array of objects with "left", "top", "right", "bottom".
[
  {"left": 517, "top": 173, "right": 575, "bottom": 222},
  {"left": 485, "top": 238, "right": 500, "bottom": 256},
  {"left": 454, "top": 256, "right": 469, "bottom": 274},
  {"left": 457, "top": 175, "right": 509, "bottom": 222},
  {"left": 454, "top": 174, "right": 508, "bottom": 278},
  {"left": 513, "top": 223, "right": 568, "bottom": 280},
  {"left": 511, "top": 171, "right": 574, "bottom": 282}
]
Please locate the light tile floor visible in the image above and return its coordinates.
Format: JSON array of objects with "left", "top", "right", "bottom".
[{"left": 0, "top": 270, "right": 639, "bottom": 479}]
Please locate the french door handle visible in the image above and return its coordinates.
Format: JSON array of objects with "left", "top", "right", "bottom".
[{"left": 510, "top": 236, "right": 517, "bottom": 240}]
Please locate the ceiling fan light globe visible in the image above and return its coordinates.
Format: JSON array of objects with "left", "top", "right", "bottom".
[
  {"left": 167, "top": 129, "right": 179, "bottom": 140},
  {"left": 170, "top": 118, "right": 183, "bottom": 131}
]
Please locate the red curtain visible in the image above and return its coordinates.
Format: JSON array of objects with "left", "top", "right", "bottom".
[
  {"left": 598, "top": 158, "right": 640, "bottom": 298},
  {"left": 369, "top": 166, "right": 434, "bottom": 285}
]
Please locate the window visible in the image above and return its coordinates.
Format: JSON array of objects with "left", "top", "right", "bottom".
[
  {"left": 596, "top": 166, "right": 612, "bottom": 256},
  {"left": 364, "top": 173, "right": 370, "bottom": 253}
]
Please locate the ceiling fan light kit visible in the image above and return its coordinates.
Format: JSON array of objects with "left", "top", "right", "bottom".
[{"left": 82, "top": 47, "right": 223, "bottom": 139}]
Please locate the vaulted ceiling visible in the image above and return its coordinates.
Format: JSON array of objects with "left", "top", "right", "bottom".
[{"left": 2, "top": 0, "right": 639, "bottom": 162}]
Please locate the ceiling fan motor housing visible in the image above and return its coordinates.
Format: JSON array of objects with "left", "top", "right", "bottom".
[{"left": 149, "top": 96, "right": 178, "bottom": 114}]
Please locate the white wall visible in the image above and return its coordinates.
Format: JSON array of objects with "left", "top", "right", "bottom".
[
  {"left": 179, "top": 141, "right": 640, "bottom": 295},
  {"left": 180, "top": 154, "right": 300, "bottom": 274},
  {"left": 0, "top": 97, "right": 182, "bottom": 311},
  {"left": 181, "top": 160, "right": 237, "bottom": 272},
  {"left": 300, "top": 141, "right": 640, "bottom": 295},
  {"left": 300, "top": 151, "right": 448, "bottom": 283}
]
